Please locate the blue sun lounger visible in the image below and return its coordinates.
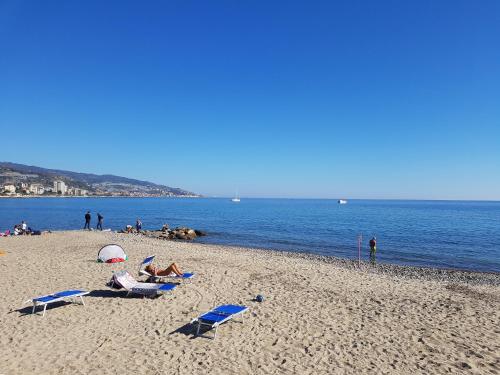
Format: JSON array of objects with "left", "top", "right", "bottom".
[
  {"left": 138, "top": 255, "right": 195, "bottom": 283},
  {"left": 27, "top": 289, "right": 89, "bottom": 317},
  {"left": 191, "top": 304, "right": 248, "bottom": 339}
]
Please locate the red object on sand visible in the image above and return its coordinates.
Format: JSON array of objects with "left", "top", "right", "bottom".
[{"left": 106, "top": 257, "right": 125, "bottom": 263}]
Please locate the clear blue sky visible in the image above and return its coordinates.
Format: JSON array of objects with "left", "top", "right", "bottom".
[{"left": 1, "top": 1, "right": 499, "bottom": 199}]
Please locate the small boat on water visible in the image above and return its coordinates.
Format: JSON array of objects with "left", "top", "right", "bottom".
[
  {"left": 338, "top": 199, "right": 347, "bottom": 204},
  {"left": 231, "top": 191, "right": 240, "bottom": 202}
]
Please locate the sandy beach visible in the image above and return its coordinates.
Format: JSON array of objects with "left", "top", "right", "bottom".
[{"left": 1, "top": 231, "right": 499, "bottom": 374}]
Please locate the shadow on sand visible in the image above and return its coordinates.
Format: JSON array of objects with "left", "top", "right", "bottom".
[
  {"left": 169, "top": 322, "right": 212, "bottom": 340},
  {"left": 87, "top": 289, "right": 128, "bottom": 298},
  {"left": 88, "top": 289, "right": 168, "bottom": 299},
  {"left": 12, "top": 301, "right": 75, "bottom": 317},
  {"left": 10, "top": 288, "right": 156, "bottom": 317}
]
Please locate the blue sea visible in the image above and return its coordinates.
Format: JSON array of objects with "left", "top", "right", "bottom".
[{"left": 1, "top": 198, "right": 499, "bottom": 273}]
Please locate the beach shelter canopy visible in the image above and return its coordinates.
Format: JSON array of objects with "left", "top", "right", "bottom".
[{"left": 97, "top": 244, "right": 127, "bottom": 263}]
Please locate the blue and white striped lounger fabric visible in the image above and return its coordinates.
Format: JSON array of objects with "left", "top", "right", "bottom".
[
  {"left": 110, "top": 270, "right": 177, "bottom": 297},
  {"left": 191, "top": 304, "right": 248, "bottom": 339},
  {"left": 130, "top": 283, "right": 176, "bottom": 296},
  {"left": 29, "top": 289, "right": 89, "bottom": 316},
  {"left": 138, "top": 255, "right": 195, "bottom": 282},
  {"left": 170, "top": 272, "right": 194, "bottom": 280}
]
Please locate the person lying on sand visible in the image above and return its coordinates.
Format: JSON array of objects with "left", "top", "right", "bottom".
[{"left": 145, "top": 262, "right": 184, "bottom": 277}]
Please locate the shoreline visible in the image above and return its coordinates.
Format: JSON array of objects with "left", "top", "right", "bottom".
[
  {"left": 199, "top": 242, "right": 500, "bottom": 287},
  {"left": 195, "top": 240, "right": 500, "bottom": 279},
  {"left": 1, "top": 198, "right": 498, "bottom": 275},
  {"left": 4, "top": 229, "right": 500, "bottom": 280}
]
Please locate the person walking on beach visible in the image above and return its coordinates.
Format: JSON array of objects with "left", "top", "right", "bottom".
[
  {"left": 84, "top": 211, "right": 91, "bottom": 230},
  {"left": 97, "top": 213, "right": 104, "bottom": 231},
  {"left": 369, "top": 236, "right": 377, "bottom": 263},
  {"left": 136, "top": 218, "right": 142, "bottom": 233}
]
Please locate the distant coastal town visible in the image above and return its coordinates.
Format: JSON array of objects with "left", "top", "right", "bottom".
[
  {"left": 2, "top": 180, "right": 89, "bottom": 197},
  {"left": 0, "top": 162, "right": 200, "bottom": 198},
  {"left": 0, "top": 181, "right": 184, "bottom": 198},
  {"left": 0, "top": 180, "right": 192, "bottom": 197}
]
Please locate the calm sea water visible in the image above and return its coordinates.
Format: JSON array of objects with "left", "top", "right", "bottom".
[{"left": 0, "top": 198, "right": 499, "bottom": 272}]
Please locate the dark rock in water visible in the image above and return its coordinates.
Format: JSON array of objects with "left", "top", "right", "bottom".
[
  {"left": 130, "top": 224, "right": 205, "bottom": 242},
  {"left": 175, "top": 232, "right": 187, "bottom": 240},
  {"left": 185, "top": 230, "right": 196, "bottom": 240}
]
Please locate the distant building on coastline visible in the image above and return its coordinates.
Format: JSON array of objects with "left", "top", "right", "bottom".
[
  {"left": 18, "top": 182, "right": 29, "bottom": 194},
  {"left": 73, "top": 188, "right": 88, "bottom": 196},
  {"left": 29, "top": 184, "right": 45, "bottom": 195},
  {"left": 3, "top": 184, "right": 16, "bottom": 194},
  {"left": 53, "top": 180, "right": 67, "bottom": 195}
]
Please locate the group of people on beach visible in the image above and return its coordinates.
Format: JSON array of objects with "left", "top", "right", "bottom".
[
  {"left": 81, "top": 210, "right": 378, "bottom": 262},
  {"left": 125, "top": 219, "right": 142, "bottom": 233},
  {"left": 0, "top": 221, "right": 41, "bottom": 236},
  {"left": 83, "top": 211, "right": 104, "bottom": 230},
  {"left": 83, "top": 211, "right": 142, "bottom": 233},
  {"left": 14, "top": 221, "right": 30, "bottom": 235}
]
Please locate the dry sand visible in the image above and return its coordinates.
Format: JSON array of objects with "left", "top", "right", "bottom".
[{"left": 1, "top": 231, "right": 499, "bottom": 374}]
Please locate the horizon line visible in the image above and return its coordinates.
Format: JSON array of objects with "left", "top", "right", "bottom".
[{"left": 203, "top": 196, "right": 500, "bottom": 202}]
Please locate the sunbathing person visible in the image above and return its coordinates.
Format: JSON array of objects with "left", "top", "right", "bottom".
[{"left": 145, "top": 262, "right": 184, "bottom": 277}]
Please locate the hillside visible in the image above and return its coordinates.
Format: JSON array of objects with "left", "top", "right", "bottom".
[{"left": 0, "top": 162, "right": 199, "bottom": 197}]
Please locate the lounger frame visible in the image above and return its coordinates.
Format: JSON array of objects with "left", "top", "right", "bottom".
[
  {"left": 191, "top": 305, "right": 248, "bottom": 339},
  {"left": 28, "top": 290, "right": 89, "bottom": 317}
]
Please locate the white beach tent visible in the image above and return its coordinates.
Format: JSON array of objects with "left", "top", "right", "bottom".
[{"left": 97, "top": 244, "right": 127, "bottom": 263}]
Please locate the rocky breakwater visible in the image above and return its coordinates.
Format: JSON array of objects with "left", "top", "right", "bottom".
[{"left": 142, "top": 224, "right": 207, "bottom": 241}]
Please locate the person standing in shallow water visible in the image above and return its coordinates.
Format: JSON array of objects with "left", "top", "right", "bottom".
[
  {"left": 97, "top": 213, "right": 104, "bottom": 231},
  {"left": 84, "top": 211, "right": 91, "bottom": 230},
  {"left": 136, "top": 219, "right": 142, "bottom": 233},
  {"left": 369, "top": 237, "right": 377, "bottom": 263}
]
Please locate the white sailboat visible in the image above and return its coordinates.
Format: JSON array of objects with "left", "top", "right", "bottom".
[{"left": 231, "top": 191, "right": 240, "bottom": 202}]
